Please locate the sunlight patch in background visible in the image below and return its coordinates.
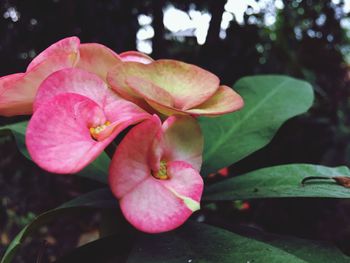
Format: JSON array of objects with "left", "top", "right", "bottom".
[
  {"left": 136, "top": 0, "right": 350, "bottom": 55},
  {"left": 136, "top": 14, "right": 154, "bottom": 54},
  {"left": 136, "top": 0, "right": 282, "bottom": 54},
  {"left": 163, "top": 6, "right": 211, "bottom": 45}
]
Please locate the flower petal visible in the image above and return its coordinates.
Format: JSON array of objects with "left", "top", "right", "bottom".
[
  {"left": 0, "top": 73, "right": 27, "bottom": 116},
  {"left": 119, "top": 51, "right": 153, "bottom": 64},
  {"left": 34, "top": 67, "right": 151, "bottom": 124},
  {"left": 150, "top": 60, "right": 219, "bottom": 110},
  {"left": 76, "top": 43, "right": 121, "bottom": 81},
  {"left": 27, "top": 93, "right": 146, "bottom": 174},
  {"left": 34, "top": 68, "right": 114, "bottom": 111},
  {"left": 107, "top": 61, "right": 145, "bottom": 103},
  {"left": 27, "top": 93, "right": 106, "bottom": 174},
  {"left": 186, "top": 85, "right": 244, "bottom": 116},
  {"left": 96, "top": 99, "right": 152, "bottom": 141},
  {"left": 103, "top": 98, "right": 151, "bottom": 124},
  {"left": 145, "top": 99, "right": 187, "bottom": 116},
  {"left": 108, "top": 59, "right": 220, "bottom": 110},
  {"left": 109, "top": 116, "right": 161, "bottom": 198},
  {"left": 160, "top": 161, "right": 203, "bottom": 212},
  {"left": 126, "top": 76, "right": 174, "bottom": 107},
  {"left": 120, "top": 177, "right": 194, "bottom": 233},
  {"left": 109, "top": 115, "right": 203, "bottom": 233},
  {"left": 0, "top": 55, "right": 77, "bottom": 116},
  {"left": 151, "top": 115, "right": 203, "bottom": 171},
  {"left": 27, "top": 36, "right": 80, "bottom": 71}
]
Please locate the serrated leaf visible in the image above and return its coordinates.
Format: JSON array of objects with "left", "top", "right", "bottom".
[
  {"left": 200, "top": 75, "right": 314, "bottom": 175},
  {"left": 204, "top": 164, "right": 350, "bottom": 200}
]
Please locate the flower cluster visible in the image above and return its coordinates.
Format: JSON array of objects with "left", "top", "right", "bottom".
[{"left": 0, "top": 37, "right": 243, "bottom": 233}]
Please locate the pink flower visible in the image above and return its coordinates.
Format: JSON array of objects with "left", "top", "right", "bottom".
[
  {"left": 0, "top": 36, "right": 152, "bottom": 116},
  {"left": 109, "top": 114, "right": 204, "bottom": 233},
  {"left": 26, "top": 68, "right": 151, "bottom": 174},
  {"left": 107, "top": 59, "right": 244, "bottom": 117}
]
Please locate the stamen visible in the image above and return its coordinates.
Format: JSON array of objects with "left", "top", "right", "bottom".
[
  {"left": 153, "top": 160, "right": 169, "bottom": 180},
  {"left": 90, "top": 121, "right": 111, "bottom": 139}
]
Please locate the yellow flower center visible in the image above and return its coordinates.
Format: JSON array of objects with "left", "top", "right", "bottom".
[
  {"left": 90, "top": 121, "right": 111, "bottom": 140},
  {"left": 153, "top": 160, "right": 169, "bottom": 180}
]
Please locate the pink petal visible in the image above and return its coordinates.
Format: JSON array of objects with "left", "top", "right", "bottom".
[
  {"left": 151, "top": 115, "right": 203, "bottom": 171},
  {"left": 34, "top": 68, "right": 115, "bottom": 111},
  {"left": 0, "top": 55, "right": 76, "bottom": 116},
  {"left": 103, "top": 98, "right": 151, "bottom": 124},
  {"left": 120, "top": 177, "right": 195, "bottom": 233},
  {"left": 119, "top": 51, "right": 153, "bottom": 64},
  {"left": 27, "top": 93, "right": 148, "bottom": 174},
  {"left": 34, "top": 67, "right": 151, "bottom": 123},
  {"left": 95, "top": 100, "right": 152, "bottom": 141},
  {"left": 160, "top": 160, "right": 203, "bottom": 209},
  {"left": 27, "top": 36, "right": 80, "bottom": 71},
  {"left": 109, "top": 116, "right": 162, "bottom": 198},
  {"left": 186, "top": 85, "right": 244, "bottom": 116},
  {"left": 108, "top": 59, "right": 220, "bottom": 110},
  {"left": 109, "top": 115, "right": 203, "bottom": 233},
  {"left": 76, "top": 43, "right": 121, "bottom": 81},
  {"left": 27, "top": 93, "right": 105, "bottom": 174}
]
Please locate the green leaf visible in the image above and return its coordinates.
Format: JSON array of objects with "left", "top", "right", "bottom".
[
  {"left": 0, "top": 121, "right": 109, "bottom": 183},
  {"left": 57, "top": 222, "right": 350, "bottom": 263},
  {"left": 204, "top": 164, "right": 350, "bottom": 200},
  {"left": 77, "top": 152, "right": 110, "bottom": 183},
  {"left": 1, "top": 188, "right": 116, "bottom": 263},
  {"left": 0, "top": 121, "right": 29, "bottom": 158},
  {"left": 234, "top": 226, "right": 350, "bottom": 263},
  {"left": 127, "top": 222, "right": 307, "bottom": 263},
  {"left": 199, "top": 75, "right": 314, "bottom": 175}
]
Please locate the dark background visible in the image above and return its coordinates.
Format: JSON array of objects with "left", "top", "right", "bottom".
[{"left": 2, "top": 0, "right": 350, "bottom": 262}]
